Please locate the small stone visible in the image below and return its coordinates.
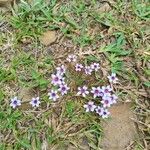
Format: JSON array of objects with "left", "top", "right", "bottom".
[
  {"left": 101, "top": 103, "right": 139, "bottom": 150},
  {"left": 18, "top": 88, "right": 35, "bottom": 110},
  {"left": 18, "top": 88, "right": 34, "bottom": 102},
  {"left": 39, "top": 30, "right": 57, "bottom": 46}
]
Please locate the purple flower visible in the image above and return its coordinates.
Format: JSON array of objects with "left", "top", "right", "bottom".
[
  {"left": 84, "top": 66, "right": 93, "bottom": 75},
  {"left": 66, "top": 54, "right": 77, "bottom": 62},
  {"left": 99, "top": 88, "right": 105, "bottom": 97},
  {"left": 58, "top": 84, "right": 70, "bottom": 95},
  {"left": 51, "top": 74, "right": 62, "bottom": 86},
  {"left": 101, "top": 109, "right": 110, "bottom": 118},
  {"left": 110, "top": 94, "right": 118, "bottom": 104},
  {"left": 56, "top": 65, "right": 66, "bottom": 76},
  {"left": 95, "top": 106, "right": 104, "bottom": 116},
  {"left": 75, "top": 63, "right": 83, "bottom": 71},
  {"left": 101, "top": 96, "right": 112, "bottom": 108},
  {"left": 101, "top": 85, "right": 112, "bottom": 95},
  {"left": 77, "top": 86, "right": 89, "bottom": 97},
  {"left": 48, "top": 90, "right": 59, "bottom": 101},
  {"left": 10, "top": 97, "right": 21, "bottom": 109},
  {"left": 91, "top": 87, "right": 101, "bottom": 98},
  {"left": 30, "top": 97, "right": 40, "bottom": 107},
  {"left": 90, "top": 63, "right": 100, "bottom": 71},
  {"left": 84, "top": 101, "right": 96, "bottom": 112},
  {"left": 107, "top": 73, "right": 118, "bottom": 84}
]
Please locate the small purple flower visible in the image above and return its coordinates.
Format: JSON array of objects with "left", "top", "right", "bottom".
[
  {"left": 107, "top": 73, "right": 118, "bottom": 84},
  {"left": 91, "top": 63, "right": 100, "bottom": 71},
  {"left": 95, "top": 106, "right": 104, "bottom": 116},
  {"left": 56, "top": 65, "right": 66, "bottom": 76},
  {"left": 48, "top": 90, "right": 59, "bottom": 101},
  {"left": 84, "top": 66, "right": 93, "bottom": 75},
  {"left": 84, "top": 101, "right": 96, "bottom": 112},
  {"left": 91, "top": 87, "right": 101, "bottom": 98},
  {"left": 51, "top": 74, "right": 62, "bottom": 86},
  {"left": 101, "top": 109, "right": 110, "bottom": 118},
  {"left": 77, "top": 86, "right": 89, "bottom": 97},
  {"left": 58, "top": 84, "right": 70, "bottom": 95},
  {"left": 99, "top": 88, "right": 105, "bottom": 97},
  {"left": 75, "top": 63, "right": 83, "bottom": 71},
  {"left": 30, "top": 97, "right": 40, "bottom": 107},
  {"left": 101, "top": 96, "right": 112, "bottom": 108},
  {"left": 101, "top": 85, "right": 112, "bottom": 95},
  {"left": 66, "top": 54, "right": 77, "bottom": 62},
  {"left": 110, "top": 94, "right": 118, "bottom": 104},
  {"left": 10, "top": 97, "right": 21, "bottom": 109}
]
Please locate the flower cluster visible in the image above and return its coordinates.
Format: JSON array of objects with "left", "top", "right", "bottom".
[
  {"left": 79, "top": 84, "right": 118, "bottom": 118},
  {"left": 74, "top": 62, "right": 100, "bottom": 75},
  {"left": 71, "top": 54, "right": 118, "bottom": 118},
  {"left": 10, "top": 64, "right": 70, "bottom": 109},
  {"left": 10, "top": 54, "right": 119, "bottom": 119},
  {"left": 49, "top": 65, "right": 70, "bottom": 101},
  {"left": 66, "top": 55, "right": 100, "bottom": 75}
]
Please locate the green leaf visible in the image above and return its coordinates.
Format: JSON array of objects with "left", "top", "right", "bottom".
[
  {"left": 0, "top": 90, "right": 5, "bottom": 102},
  {"left": 18, "top": 138, "right": 31, "bottom": 149},
  {"left": 39, "top": 78, "right": 49, "bottom": 89},
  {"left": 105, "top": 33, "right": 132, "bottom": 56},
  {"left": 144, "top": 82, "right": 150, "bottom": 87},
  {"left": 111, "top": 61, "right": 124, "bottom": 72},
  {"left": 31, "top": 70, "right": 41, "bottom": 79},
  {"left": 85, "top": 55, "right": 99, "bottom": 62},
  {"left": 65, "top": 101, "right": 75, "bottom": 117}
]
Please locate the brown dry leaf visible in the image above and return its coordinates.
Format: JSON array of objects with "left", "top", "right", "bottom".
[
  {"left": 39, "top": 30, "right": 57, "bottom": 46},
  {"left": 101, "top": 103, "right": 139, "bottom": 150}
]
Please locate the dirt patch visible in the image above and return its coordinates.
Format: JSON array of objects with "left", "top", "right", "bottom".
[{"left": 101, "top": 103, "right": 139, "bottom": 150}]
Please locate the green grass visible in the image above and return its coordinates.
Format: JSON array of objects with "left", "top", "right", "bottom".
[{"left": 0, "top": 0, "right": 150, "bottom": 149}]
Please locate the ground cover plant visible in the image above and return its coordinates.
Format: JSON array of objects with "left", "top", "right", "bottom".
[
  {"left": 9, "top": 54, "right": 119, "bottom": 119},
  {"left": 0, "top": 0, "right": 150, "bottom": 149}
]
